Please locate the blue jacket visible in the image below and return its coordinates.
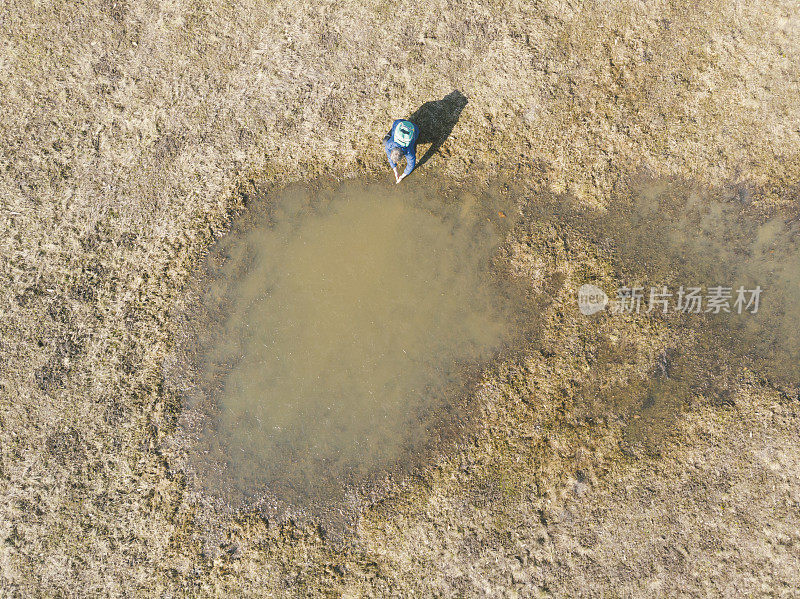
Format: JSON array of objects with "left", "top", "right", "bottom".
[{"left": 384, "top": 119, "right": 419, "bottom": 177}]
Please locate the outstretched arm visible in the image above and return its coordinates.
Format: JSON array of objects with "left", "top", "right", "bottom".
[
  {"left": 396, "top": 151, "right": 416, "bottom": 184},
  {"left": 385, "top": 143, "right": 401, "bottom": 181}
]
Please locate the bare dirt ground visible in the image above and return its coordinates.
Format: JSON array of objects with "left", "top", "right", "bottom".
[{"left": 1, "top": 0, "right": 799, "bottom": 596}]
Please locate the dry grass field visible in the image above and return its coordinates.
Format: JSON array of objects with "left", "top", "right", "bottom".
[{"left": 1, "top": 0, "right": 799, "bottom": 596}]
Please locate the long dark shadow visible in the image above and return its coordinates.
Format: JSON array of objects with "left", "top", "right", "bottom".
[{"left": 408, "top": 90, "right": 468, "bottom": 170}]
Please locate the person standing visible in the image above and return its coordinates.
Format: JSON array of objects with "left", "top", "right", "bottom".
[{"left": 383, "top": 119, "right": 419, "bottom": 184}]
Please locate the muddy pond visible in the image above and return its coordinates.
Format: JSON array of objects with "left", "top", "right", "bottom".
[
  {"left": 170, "top": 174, "right": 799, "bottom": 519},
  {"left": 170, "top": 177, "right": 532, "bottom": 514}
]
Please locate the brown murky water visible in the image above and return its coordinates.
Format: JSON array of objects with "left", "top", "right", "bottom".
[
  {"left": 615, "top": 182, "right": 800, "bottom": 386},
  {"left": 553, "top": 180, "right": 800, "bottom": 451},
  {"left": 174, "top": 178, "right": 525, "bottom": 514}
]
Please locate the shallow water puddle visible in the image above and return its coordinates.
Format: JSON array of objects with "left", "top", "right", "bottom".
[
  {"left": 620, "top": 181, "right": 800, "bottom": 389},
  {"left": 178, "top": 178, "right": 521, "bottom": 510},
  {"left": 559, "top": 180, "right": 800, "bottom": 451}
]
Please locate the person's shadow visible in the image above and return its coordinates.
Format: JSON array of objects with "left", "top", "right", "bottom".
[{"left": 408, "top": 90, "right": 468, "bottom": 170}]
